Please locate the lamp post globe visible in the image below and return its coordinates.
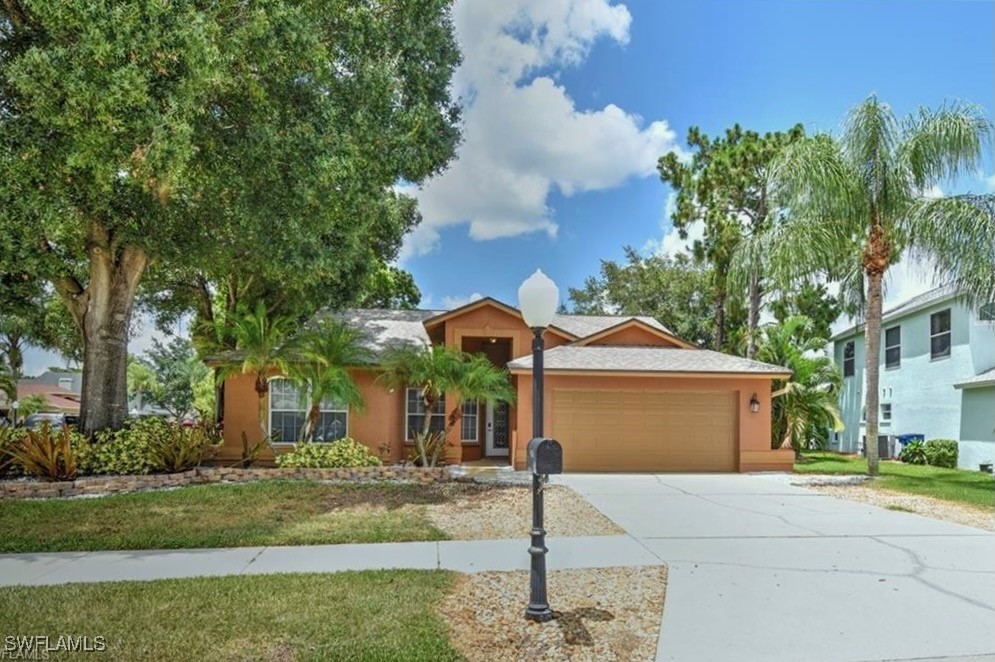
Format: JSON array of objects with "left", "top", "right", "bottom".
[
  {"left": 518, "top": 269, "right": 559, "bottom": 330},
  {"left": 518, "top": 269, "right": 558, "bottom": 623}
]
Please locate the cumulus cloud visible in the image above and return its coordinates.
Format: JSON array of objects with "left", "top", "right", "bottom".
[
  {"left": 641, "top": 193, "right": 705, "bottom": 257},
  {"left": 400, "top": 0, "right": 682, "bottom": 260},
  {"left": 984, "top": 174, "right": 995, "bottom": 192},
  {"left": 441, "top": 292, "right": 484, "bottom": 310}
]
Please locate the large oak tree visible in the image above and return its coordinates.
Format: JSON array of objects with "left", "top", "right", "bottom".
[{"left": 0, "top": 0, "right": 461, "bottom": 434}]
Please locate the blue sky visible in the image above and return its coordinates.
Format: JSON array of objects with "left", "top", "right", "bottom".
[
  {"left": 404, "top": 0, "right": 995, "bottom": 310},
  {"left": 21, "top": 0, "right": 995, "bottom": 374}
]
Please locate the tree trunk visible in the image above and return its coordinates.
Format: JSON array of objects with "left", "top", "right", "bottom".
[
  {"left": 714, "top": 287, "right": 727, "bottom": 351},
  {"left": 305, "top": 403, "right": 320, "bottom": 442},
  {"left": 72, "top": 228, "right": 148, "bottom": 436},
  {"left": 862, "top": 219, "right": 890, "bottom": 478},
  {"left": 863, "top": 270, "right": 883, "bottom": 476},
  {"left": 747, "top": 272, "right": 762, "bottom": 359}
]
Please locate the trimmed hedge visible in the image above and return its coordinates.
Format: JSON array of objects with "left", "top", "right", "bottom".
[
  {"left": 923, "top": 439, "right": 958, "bottom": 469},
  {"left": 275, "top": 438, "right": 382, "bottom": 469}
]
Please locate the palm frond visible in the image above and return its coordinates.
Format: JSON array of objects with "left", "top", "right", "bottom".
[
  {"left": 899, "top": 101, "right": 993, "bottom": 191},
  {"left": 907, "top": 194, "right": 995, "bottom": 305}
]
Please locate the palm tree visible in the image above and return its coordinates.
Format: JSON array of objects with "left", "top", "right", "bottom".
[
  {"left": 286, "top": 319, "right": 371, "bottom": 442},
  {"left": 222, "top": 302, "right": 297, "bottom": 440},
  {"left": 753, "top": 316, "right": 844, "bottom": 453},
  {"left": 378, "top": 344, "right": 516, "bottom": 466},
  {"left": 760, "top": 96, "right": 991, "bottom": 475}
]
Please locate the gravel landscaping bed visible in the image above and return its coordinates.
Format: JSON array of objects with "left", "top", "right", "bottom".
[
  {"left": 808, "top": 484, "right": 995, "bottom": 531},
  {"left": 442, "top": 566, "right": 667, "bottom": 661},
  {"left": 427, "top": 484, "right": 623, "bottom": 539}
]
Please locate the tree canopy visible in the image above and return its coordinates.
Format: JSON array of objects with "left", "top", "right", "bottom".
[
  {"left": 658, "top": 123, "right": 805, "bottom": 353},
  {"left": 0, "top": 0, "right": 461, "bottom": 433},
  {"left": 568, "top": 247, "right": 718, "bottom": 347}
]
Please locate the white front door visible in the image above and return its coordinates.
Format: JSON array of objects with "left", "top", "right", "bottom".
[{"left": 484, "top": 399, "right": 509, "bottom": 457}]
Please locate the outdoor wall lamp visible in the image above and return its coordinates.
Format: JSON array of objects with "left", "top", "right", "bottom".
[
  {"left": 749, "top": 393, "right": 760, "bottom": 414},
  {"left": 518, "top": 269, "right": 559, "bottom": 623}
]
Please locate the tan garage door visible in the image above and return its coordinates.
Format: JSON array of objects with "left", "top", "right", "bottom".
[{"left": 550, "top": 389, "right": 738, "bottom": 472}]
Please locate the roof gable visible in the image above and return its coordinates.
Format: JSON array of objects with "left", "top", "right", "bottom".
[
  {"left": 571, "top": 318, "right": 695, "bottom": 349},
  {"left": 423, "top": 297, "right": 577, "bottom": 340}
]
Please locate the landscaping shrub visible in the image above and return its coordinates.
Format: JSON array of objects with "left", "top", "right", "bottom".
[
  {"left": 77, "top": 418, "right": 166, "bottom": 476},
  {"left": 0, "top": 426, "right": 23, "bottom": 478},
  {"left": 899, "top": 440, "right": 927, "bottom": 465},
  {"left": 148, "top": 423, "right": 222, "bottom": 473},
  {"left": 8, "top": 424, "right": 83, "bottom": 481},
  {"left": 275, "top": 438, "right": 382, "bottom": 469},
  {"left": 923, "top": 439, "right": 958, "bottom": 469}
]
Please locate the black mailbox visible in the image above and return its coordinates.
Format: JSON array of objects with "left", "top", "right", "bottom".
[{"left": 527, "top": 437, "right": 563, "bottom": 475}]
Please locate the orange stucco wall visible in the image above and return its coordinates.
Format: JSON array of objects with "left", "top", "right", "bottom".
[
  {"left": 220, "top": 369, "right": 407, "bottom": 464},
  {"left": 511, "top": 372, "right": 791, "bottom": 472}
]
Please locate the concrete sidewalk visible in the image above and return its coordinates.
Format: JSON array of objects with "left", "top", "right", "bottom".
[{"left": 0, "top": 534, "right": 662, "bottom": 587}]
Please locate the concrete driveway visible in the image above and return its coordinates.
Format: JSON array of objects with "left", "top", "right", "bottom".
[{"left": 556, "top": 473, "right": 995, "bottom": 662}]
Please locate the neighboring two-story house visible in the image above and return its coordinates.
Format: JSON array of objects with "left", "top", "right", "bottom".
[{"left": 831, "top": 285, "right": 995, "bottom": 470}]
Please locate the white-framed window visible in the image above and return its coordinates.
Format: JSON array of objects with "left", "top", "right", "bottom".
[
  {"left": 269, "top": 378, "right": 348, "bottom": 444},
  {"left": 881, "top": 403, "right": 892, "bottom": 424},
  {"left": 930, "top": 309, "right": 951, "bottom": 360},
  {"left": 405, "top": 387, "right": 445, "bottom": 441},
  {"left": 58, "top": 377, "right": 74, "bottom": 391},
  {"left": 843, "top": 341, "right": 855, "bottom": 377},
  {"left": 461, "top": 401, "right": 479, "bottom": 442},
  {"left": 884, "top": 326, "right": 901, "bottom": 369}
]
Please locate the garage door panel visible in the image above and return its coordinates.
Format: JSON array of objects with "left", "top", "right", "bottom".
[{"left": 550, "top": 389, "right": 737, "bottom": 472}]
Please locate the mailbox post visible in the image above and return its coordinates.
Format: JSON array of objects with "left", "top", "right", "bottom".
[{"left": 526, "top": 437, "right": 562, "bottom": 622}]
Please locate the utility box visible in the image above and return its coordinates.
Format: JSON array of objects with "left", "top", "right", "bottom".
[{"left": 527, "top": 437, "right": 563, "bottom": 475}]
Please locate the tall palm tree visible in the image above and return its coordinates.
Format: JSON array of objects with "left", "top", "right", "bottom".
[
  {"left": 378, "top": 344, "right": 516, "bottom": 466},
  {"left": 222, "top": 302, "right": 297, "bottom": 440},
  {"left": 286, "top": 319, "right": 371, "bottom": 442},
  {"left": 760, "top": 96, "right": 991, "bottom": 475},
  {"left": 753, "top": 316, "right": 844, "bottom": 452}
]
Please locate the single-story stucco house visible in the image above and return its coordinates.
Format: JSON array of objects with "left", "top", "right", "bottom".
[{"left": 216, "top": 298, "right": 794, "bottom": 472}]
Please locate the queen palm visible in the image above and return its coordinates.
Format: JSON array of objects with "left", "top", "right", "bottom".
[
  {"left": 753, "top": 316, "right": 844, "bottom": 453},
  {"left": 286, "top": 319, "right": 371, "bottom": 442},
  {"left": 222, "top": 301, "right": 297, "bottom": 440},
  {"left": 378, "top": 344, "right": 516, "bottom": 466},
  {"left": 761, "top": 96, "right": 991, "bottom": 475}
]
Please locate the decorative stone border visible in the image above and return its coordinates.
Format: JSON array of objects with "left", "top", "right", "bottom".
[{"left": 0, "top": 466, "right": 451, "bottom": 499}]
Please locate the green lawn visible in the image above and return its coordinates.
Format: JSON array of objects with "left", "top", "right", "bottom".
[
  {"left": 0, "top": 481, "right": 451, "bottom": 553},
  {"left": 796, "top": 451, "right": 995, "bottom": 510},
  {"left": 0, "top": 570, "right": 461, "bottom": 661}
]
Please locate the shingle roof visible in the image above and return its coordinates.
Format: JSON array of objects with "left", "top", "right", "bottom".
[
  {"left": 954, "top": 367, "right": 995, "bottom": 389},
  {"left": 320, "top": 308, "right": 442, "bottom": 357},
  {"left": 832, "top": 285, "right": 960, "bottom": 340},
  {"left": 551, "top": 314, "right": 673, "bottom": 338},
  {"left": 507, "top": 346, "right": 790, "bottom": 375}
]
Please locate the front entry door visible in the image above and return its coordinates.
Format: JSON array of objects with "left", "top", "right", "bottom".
[{"left": 485, "top": 399, "right": 509, "bottom": 457}]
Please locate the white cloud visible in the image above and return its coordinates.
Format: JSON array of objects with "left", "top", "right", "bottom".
[
  {"left": 922, "top": 184, "right": 943, "bottom": 199},
  {"left": 441, "top": 292, "right": 484, "bottom": 310},
  {"left": 642, "top": 192, "right": 703, "bottom": 257},
  {"left": 400, "top": 1, "right": 682, "bottom": 260},
  {"left": 984, "top": 174, "right": 995, "bottom": 192}
]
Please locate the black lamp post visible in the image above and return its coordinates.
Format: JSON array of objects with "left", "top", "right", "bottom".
[{"left": 518, "top": 269, "right": 559, "bottom": 623}]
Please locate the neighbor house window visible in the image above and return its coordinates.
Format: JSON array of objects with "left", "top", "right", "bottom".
[
  {"left": 405, "top": 388, "right": 445, "bottom": 441},
  {"left": 979, "top": 303, "right": 995, "bottom": 321},
  {"left": 461, "top": 401, "right": 479, "bottom": 442},
  {"left": 269, "top": 378, "right": 347, "bottom": 443},
  {"left": 881, "top": 403, "right": 892, "bottom": 424},
  {"left": 930, "top": 309, "right": 951, "bottom": 360},
  {"left": 58, "top": 377, "right": 73, "bottom": 391},
  {"left": 843, "top": 341, "right": 855, "bottom": 377},
  {"left": 884, "top": 326, "right": 901, "bottom": 369}
]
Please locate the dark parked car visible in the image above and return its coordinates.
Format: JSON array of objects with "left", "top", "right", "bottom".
[{"left": 21, "top": 412, "right": 67, "bottom": 430}]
